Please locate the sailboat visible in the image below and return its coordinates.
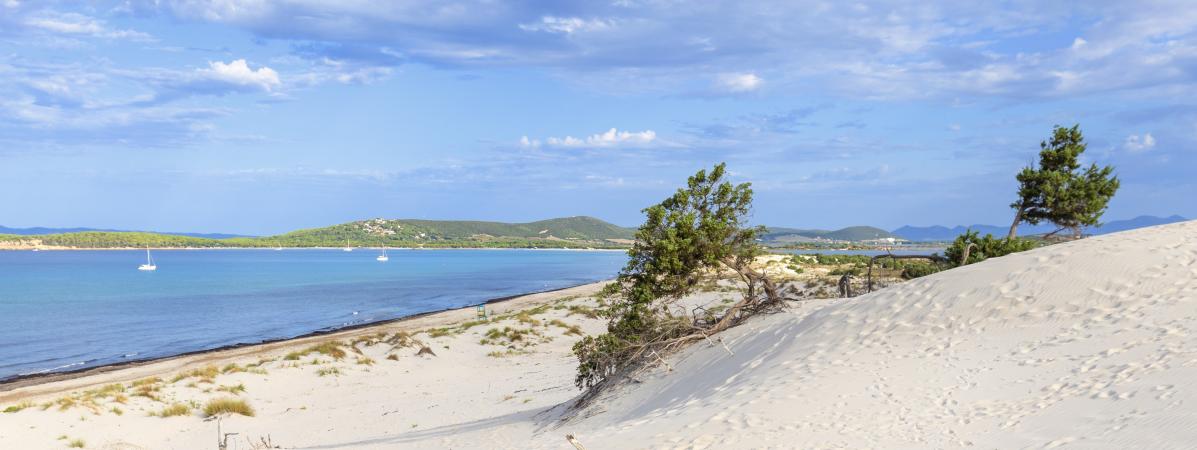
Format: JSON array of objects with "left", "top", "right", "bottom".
[
  {"left": 343, "top": 239, "right": 353, "bottom": 252},
  {"left": 376, "top": 247, "right": 389, "bottom": 262},
  {"left": 138, "top": 246, "right": 157, "bottom": 271}
]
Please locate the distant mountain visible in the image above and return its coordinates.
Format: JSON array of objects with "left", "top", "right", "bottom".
[
  {"left": 1092, "top": 215, "right": 1188, "bottom": 234},
  {"left": 761, "top": 225, "right": 896, "bottom": 244},
  {"left": 892, "top": 215, "right": 1187, "bottom": 241},
  {"left": 0, "top": 225, "right": 250, "bottom": 239},
  {"left": 0, "top": 216, "right": 634, "bottom": 249}
]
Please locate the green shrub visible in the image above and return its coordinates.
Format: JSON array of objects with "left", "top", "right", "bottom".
[{"left": 945, "top": 230, "right": 1038, "bottom": 266}]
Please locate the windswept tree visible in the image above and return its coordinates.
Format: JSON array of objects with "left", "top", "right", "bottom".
[
  {"left": 1008, "top": 125, "right": 1119, "bottom": 239},
  {"left": 573, "top": 163, "right": 789, "bottom": 391}
]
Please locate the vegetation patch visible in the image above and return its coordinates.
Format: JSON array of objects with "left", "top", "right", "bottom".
[
  {"left": 153, "top": 403, "right": 191, "bottom": 418},
  {"left": 480, "top": 326, "right": 547, "bottom": 348},
  {"left": 171, "top": 365, "right": 219, "bottom": 384},
  {"left": 2, "top": 401, "right": 33, "bottom": 413},
  {"left": 316, "top": 367, "right": 342, "bottom": 377},
  {"left": 548, "top": 319, "right": 584, "bottom": 336},
  {"left": 216, "top": 383, "right": 247, "bottom": 395},
  {"left": 202, "top": 398, "right": 254, "bottom": 417}
]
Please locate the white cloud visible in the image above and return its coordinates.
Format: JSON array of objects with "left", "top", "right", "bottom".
[
  {"left": 202, "top": 59, "right": 280, "bottom": 92},
  {"left": 519, "top": 136, "right": 541, "bottom": 148},
  {"left": 527, "top": 128, "right": 657, "bottom": 148},
  {"left": 715, "top": 73, "right": 763, "bottom": 93},
  {"left": 1124, "top": 133, "right": 1156, "bottom": 152},
  {"left": 518, "top": 16, "right": 613, "bottom": 34},
  {"left": 23, "top": 11, "right": 151, "bottom": 40}
]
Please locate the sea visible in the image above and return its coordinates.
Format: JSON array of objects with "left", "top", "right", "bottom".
[
  {"left": 0, "top": 249, "right": 626, "bottom": 381},
  {"left": 776, "top": 248, "right": 946, "bottom": 257}
]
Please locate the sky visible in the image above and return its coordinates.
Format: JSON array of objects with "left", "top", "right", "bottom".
[{"left": 0, "top": 1, "right": 1194, "bottom": 235}]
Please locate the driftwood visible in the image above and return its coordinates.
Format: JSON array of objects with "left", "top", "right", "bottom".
[
  {"left": 866, "top": 254, "right": 948, "bottom": 293},
  {"left": 415, "top": 346, "right": 437, "bottom": 357},
  {"left": 566, "top": 434, "right": 588, "bottom": 450},
  {"left": 960, "top": 243, "right": 977, "bottom": 266}
]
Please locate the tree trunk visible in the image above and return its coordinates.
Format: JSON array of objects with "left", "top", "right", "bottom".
[{"left": 1007, "top": 206, "right": 1023, "bottom": 240}]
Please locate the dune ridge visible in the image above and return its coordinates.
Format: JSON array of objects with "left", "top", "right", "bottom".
[{"left": 539, "top": 220, "right": 1197, "bottom": 449}]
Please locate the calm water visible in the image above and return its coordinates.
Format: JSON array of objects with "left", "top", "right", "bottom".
[
  {"left": 0, "top": 249, "right": 625, "bottom": 381},
  {"left": 776, "top": 248, "right": 946, "bottom": 257}
]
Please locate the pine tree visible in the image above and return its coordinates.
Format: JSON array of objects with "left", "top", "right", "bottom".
[{"left": 1008, "top": 125, "right": 1119, "bottom": 239}]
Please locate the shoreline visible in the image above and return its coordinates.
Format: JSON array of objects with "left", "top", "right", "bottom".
[
  {"left": 0, "top": 246, "right": 628, "bottom": 252},
  {"left": 0, "top": 279, "right": 611, "bottom": 396}
]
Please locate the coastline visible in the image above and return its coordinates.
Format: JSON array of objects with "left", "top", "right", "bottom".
[
  {"left": 0, "top": 279, "right": 611, "bottom": 398},
  {"left": 0, "top": 246, "right": 628, "bottom": 252}
]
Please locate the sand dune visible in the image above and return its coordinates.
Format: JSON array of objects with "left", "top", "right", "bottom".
[{"left": 537, "top": 221, "right": 1197, "bottom": 449}]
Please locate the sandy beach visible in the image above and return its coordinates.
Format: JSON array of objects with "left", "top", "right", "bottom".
[{"left": 2, "top": 221, "right": 1195, "bottom": 449}]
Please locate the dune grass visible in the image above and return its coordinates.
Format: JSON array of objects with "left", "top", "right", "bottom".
[
  {"left": 216, "top": 383, "right": 247, "bottom": 395},
  {"left": 67, "top": 438, "right": 85, "bottom": 448},
  {"left": 548, "top": 319, "right": 584, "bottom": 336},
  {"left": 283, "top": 341, "right": 348, "bottom": 362},
  {"left": 153, "top": 403, "right": 191, "bottom": 418},
  {"left": 202, "top": 398, "right": 254, "bottom": 417},
  {"left": 171, "top": 365, "right": 219, "bottom": 384},
  {"left": 2, "top": 401, "right": 33, "bottom": 413},
  {"left": 316, "top": 367, "right": 341, "bottom": 377}
]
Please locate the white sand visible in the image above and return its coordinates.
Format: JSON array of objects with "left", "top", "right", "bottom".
[
  {"left": 535, "top": 220, "right": 1197, "bottom": 449},
  {"left": 2, "top": 221, "right": 1194, "bottom": 449}
]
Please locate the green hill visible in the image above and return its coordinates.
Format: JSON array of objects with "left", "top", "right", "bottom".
[
  {"left": 760, "top": 225, "right": 897, "bottom": 244},
  {"left": 0, "top": 216, "right": 635, "bottom": 249}
]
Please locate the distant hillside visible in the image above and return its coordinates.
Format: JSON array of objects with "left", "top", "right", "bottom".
[
  {"left": 0, "top": 225, "right": 249, "bottom": 240},
  {"left": 892, "top": 215, "right": 1187, "bottom": 241},
  {"left": 0, "top": 216, "right": 634, "bottom": 249},
  {"left": 760, "top": 225, "right": 896, "bottom": 244}
]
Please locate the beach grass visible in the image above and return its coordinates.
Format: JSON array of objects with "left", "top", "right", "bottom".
[
  {"left": 153, "top": 403, "right": 191, "bottom": 418},
  {"left": 171, "top": 365, "right": 219, "bottom": 384},
  {"left": 202, "top": 398, "right": 254, "bottom": 417},
  {"left": 67, "top": 438, "right": 85, "bottom": 448},
  {"left": 216, "top": 383, "right": 247, "bottom": 395},
  {"left": 316, "top": 367, "right": 341, "bottom": 377},
  {"left": 2, "top": 401, "right": 33, "bottom": 413}
]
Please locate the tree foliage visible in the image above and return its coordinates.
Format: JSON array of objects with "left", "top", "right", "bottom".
[
  {"left": 573, "top": 163, "right": 786, "bottom": 391},
  {"left": 1008, "top": 125, "right": 1120, "bottom": 239}
]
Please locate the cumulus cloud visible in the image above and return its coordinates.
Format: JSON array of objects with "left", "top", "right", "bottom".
[
  {"left": 522, "top": 128, "right": 657, "bottom": 149},
  {"left": 1124, "top": 133, "right": 1156, "bottom": 152},
  {"left": 202, "top": 59, "right": 281, "bottom": 92},
  {"left": 715, "top": 72, "right": 763, "bottom": 93}
]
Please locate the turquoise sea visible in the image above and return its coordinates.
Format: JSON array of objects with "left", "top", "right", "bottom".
[{"left": 0, "top": 249, "right": 625, "bottom": 381}]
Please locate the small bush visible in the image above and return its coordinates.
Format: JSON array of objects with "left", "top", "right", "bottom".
[
  {"left": 202, "top": 398, "right": 254, "bottom": 417},
  {"left": 945, "top": 231, "right": 1038, "bottom": 266},
  {"left": 67, "top": 438, "right": 85, "bottom": 448}
]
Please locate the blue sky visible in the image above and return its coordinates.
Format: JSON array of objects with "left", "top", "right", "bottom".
[{"left": 1, "top": 1, "right": 1194, "bottom": 235}]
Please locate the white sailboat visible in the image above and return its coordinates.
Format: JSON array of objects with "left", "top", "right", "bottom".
[
  {"left": 343, "top": 239, "right": 353, "bottom": 252},
  {"left": 376, "top": 247, "right": 389, "bottom": 262},
  {"left": 138, "top": 247, "right": 157, "bottom": 271}
]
